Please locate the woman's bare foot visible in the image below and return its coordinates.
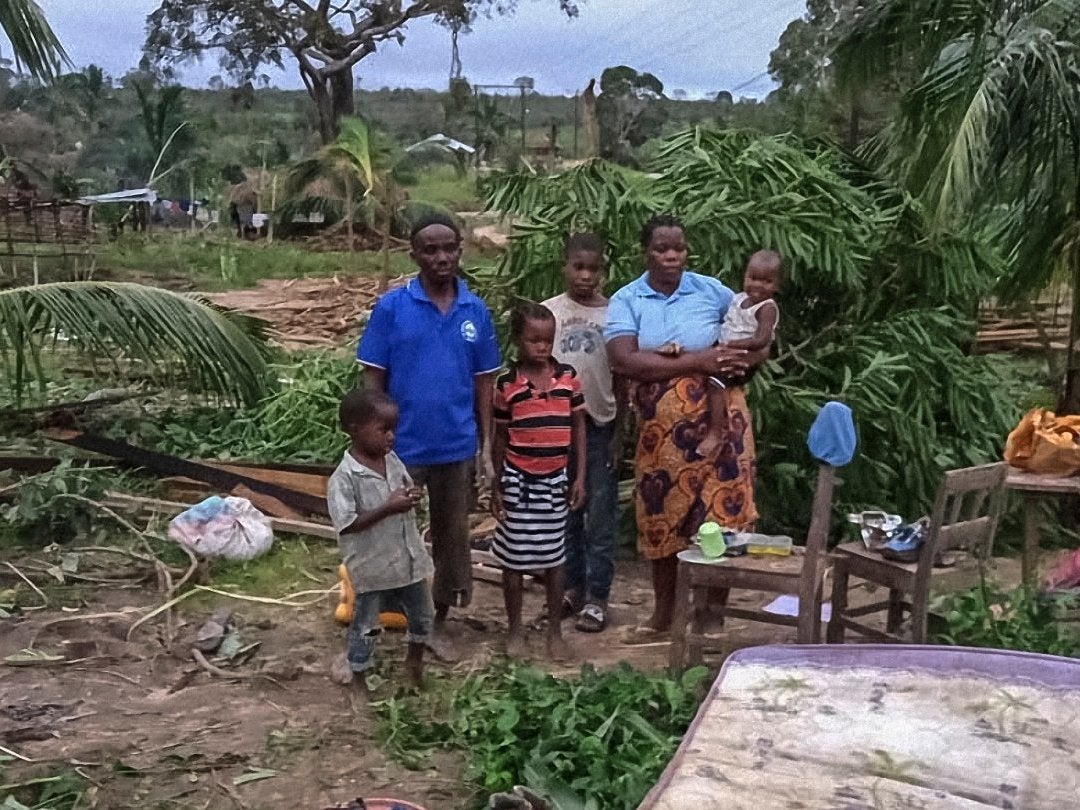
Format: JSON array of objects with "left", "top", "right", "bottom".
[
  {"left": 641, "top": 613, "right": 672, "bottom": 633},
  {"left": 506, "top": 630, "right": 528, "bottom": 659},
  {"left": 546, "top": 635, "right": 572, "bottom": 662}
]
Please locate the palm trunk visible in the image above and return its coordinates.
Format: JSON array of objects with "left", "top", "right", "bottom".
[{"left": 344, "top": 173, "right": 354, "bottom": 251}]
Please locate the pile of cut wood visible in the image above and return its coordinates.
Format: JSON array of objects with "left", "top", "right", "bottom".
[
  {"left": 206, "top": 275, "right": 402, "bottom": 350},
  {"left": 976, "top": 298, "right": 1070, "bottom": 353}
]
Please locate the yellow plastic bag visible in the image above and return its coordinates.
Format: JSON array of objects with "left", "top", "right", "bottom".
[
  {"left": 1004, "top": 408, "right": 1080, "bottom": 476},
  {"left": 334, "top": 563, "right": 408, "bottom": 630}
]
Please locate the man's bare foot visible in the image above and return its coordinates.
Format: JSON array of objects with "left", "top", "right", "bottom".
[
  {"left": 506, "top": 630, "right": 527, "bottom": 659},
  {"left": 426, "top": 634, "right": 459, "bottom": 663},
  {"left": 405, "top": 661, "right": 424, "bottom": 688},
  {"left": 546, "top": 635, "right": 572, "bottom": 662},
  {"left": 697, "top": 433, "right": 721, "bottom": 458}
]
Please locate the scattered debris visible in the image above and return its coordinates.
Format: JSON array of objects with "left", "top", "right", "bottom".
[{"left": 205, "top": 275, "right": 389, "bottom": 350}]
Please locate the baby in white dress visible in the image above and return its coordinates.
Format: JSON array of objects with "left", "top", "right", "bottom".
[{"left": 698, "top": 251, "right": 781, "bottom": 458}]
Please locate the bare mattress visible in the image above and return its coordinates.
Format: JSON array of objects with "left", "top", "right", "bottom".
[{"left": 639, "top": 645, "right": 1080, "bottom": 809}]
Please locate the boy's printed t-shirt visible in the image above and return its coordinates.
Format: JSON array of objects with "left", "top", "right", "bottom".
[
  {"left": 493, "top": 362, "right": 586, "bottom": 476},
  {"left": 327, "top": 450, "right": 434, "bottom": 593},
  {"left": 357, "top": 278, "right": 501, "bottom": 467},
  {"left": 542, "top": 293, "right": 616, "bottom": 425}
]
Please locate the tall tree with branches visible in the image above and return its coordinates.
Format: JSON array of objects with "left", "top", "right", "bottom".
[
  {"left": 833, "top": 0, "right": 1080, "bottom": 408},
  {"left": 144, "top": 1, "right": 580, "bottom": 144}
]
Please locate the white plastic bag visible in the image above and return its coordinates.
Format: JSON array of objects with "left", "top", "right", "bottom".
[{"left": 167, "top": 496, "right": 274, "bottom": 561}]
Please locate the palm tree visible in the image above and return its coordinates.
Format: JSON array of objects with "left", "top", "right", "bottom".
[
  {"left": 0, "top": 5, "right": 270, "bottom": 406},
  {"left": 834, "top": 0, "right": 1080, "bottom": 408},
  {"left": 0, "top": 0, "right": 68, "bottom": 81},
  {"left": 286, "top": 117, "right": 409, "bottom": 287}
]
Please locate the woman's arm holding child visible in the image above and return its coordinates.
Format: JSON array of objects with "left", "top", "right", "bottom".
[
  {"left": 607, "top": 336, "right": 750, "bottom": 382},
  {"left": 723, "top": 302, "right": 778, "bottom": 352}
]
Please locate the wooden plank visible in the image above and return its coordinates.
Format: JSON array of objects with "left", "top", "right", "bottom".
[
  {"left": 45, "top": 429, "right": 329, "bottom": 517},
  {"left": 105, "top": 492, "right": 337, "bottom": 540},
  {"left": 208, "top": 463, "right": 328, "bottom": 499},
  {"left": 1005, "top": 470, "right": 1080, "bottom": 494}
]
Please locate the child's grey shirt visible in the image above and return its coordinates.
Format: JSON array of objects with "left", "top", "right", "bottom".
[{"left": 326, "top": 450, "right": 433, "bottom": 593}]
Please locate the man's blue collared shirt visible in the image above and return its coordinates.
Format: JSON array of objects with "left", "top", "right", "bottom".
[
  {"left": 358, "top": 278, "right": 501, "bottom": 466},
  {"left": 604, "top": 271, "right": 734, "bottom": 351}
]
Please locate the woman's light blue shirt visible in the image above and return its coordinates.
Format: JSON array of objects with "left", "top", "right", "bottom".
[{"left": 604, "top": 271, "right": 734, "bottom": 351}]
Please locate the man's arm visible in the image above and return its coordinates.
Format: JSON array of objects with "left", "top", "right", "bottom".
[
  {"left": 363, "top": 365, "right": 387, "bottom": 392},
  {"left": 473, "top": 372, "right": 495, "bottom": 456}
]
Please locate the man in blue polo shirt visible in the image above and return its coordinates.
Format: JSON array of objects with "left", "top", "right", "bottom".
[{"left": 358, "top": 214, "right": 501, "bottom": 637}]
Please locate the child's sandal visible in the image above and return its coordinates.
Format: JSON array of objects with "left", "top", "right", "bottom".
[{"left": 575, "top": 603, "right": 606, "bottom": 633}]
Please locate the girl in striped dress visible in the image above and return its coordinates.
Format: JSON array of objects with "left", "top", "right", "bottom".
[{"left": 492, "top": 303, "right": 586, "bottom": 661}]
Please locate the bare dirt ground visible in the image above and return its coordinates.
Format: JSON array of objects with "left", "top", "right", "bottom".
[{"left": 0, "top": 541, "right": 1030, "bottom": 810}]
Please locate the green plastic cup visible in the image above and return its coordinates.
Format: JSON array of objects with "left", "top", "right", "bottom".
[{"left": 697, "top": 521, "right": 726, "bottom": 559}]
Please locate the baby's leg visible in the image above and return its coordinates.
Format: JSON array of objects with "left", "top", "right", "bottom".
[{"left": 698, "top": 378, "right": 729, "bottom": 458}]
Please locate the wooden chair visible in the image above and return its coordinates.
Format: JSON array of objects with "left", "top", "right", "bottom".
[
  {"left": 827, "top": 462, "right": 1007, "bottom": 645},
  {"left": 668, "top": 463, "right": 839, "bottom": 670}
]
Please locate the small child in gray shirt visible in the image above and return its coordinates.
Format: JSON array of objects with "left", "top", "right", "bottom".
[{"left": 327, "top": 388, "right": 434, "bottom": 689}]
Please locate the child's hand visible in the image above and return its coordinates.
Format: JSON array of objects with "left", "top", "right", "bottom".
[
  {"left": 491, "top": 487, "right": 507, "bottom": 523},
  {"left": 385, "top": 486, "right": 420, "bottom": 514},
  {"left": 656, "top": 342, "right": 683, "bottom": 357},
  {"left": 569, "top": 477, "right": 586, "bottom": 511}
]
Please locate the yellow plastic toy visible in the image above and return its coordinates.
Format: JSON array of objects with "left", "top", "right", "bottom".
[{"left": 335, "top": 564, "right": 408, "bottom": 630}]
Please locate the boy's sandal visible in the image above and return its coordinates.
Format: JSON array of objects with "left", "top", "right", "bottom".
[{"left": 575, "top": 603, "right": 607, "bottom": 633}]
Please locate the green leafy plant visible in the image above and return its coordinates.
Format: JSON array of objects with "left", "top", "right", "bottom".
[
  {"left": 483, "top": 126, "right": 1024, "bottom": 533},
  {"left": 135, "top": 353, "right": 359, "bottom": 462},
  {"left": 375, "top": 662, "right": 708, "bottom": 809},
  {"left": 2, "top": 460, "right": 115, "bottom": 544},
  {"left": 934, "top": 577, "right": 1080, "bottom": 658}
]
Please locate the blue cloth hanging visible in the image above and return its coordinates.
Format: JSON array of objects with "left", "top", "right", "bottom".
[{"left": 807, "top": 401, "right": 857, "bottom": 467}]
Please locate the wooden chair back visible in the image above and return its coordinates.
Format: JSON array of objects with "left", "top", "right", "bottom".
[{"left": 923, "top": 462, "right": 1008, "bottom": 561}]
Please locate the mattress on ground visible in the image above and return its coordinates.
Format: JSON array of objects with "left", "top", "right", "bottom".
[{"left": 640, "top": 645, "right": 1080, "bottom": 809}]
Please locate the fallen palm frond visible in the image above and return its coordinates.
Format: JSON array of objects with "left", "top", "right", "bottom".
[
  {"left": 482, "top": 126, "right": 1022, "bottom": 530},
  {"left": 0, "top": 281, "right": 271, "bottom": 406}
]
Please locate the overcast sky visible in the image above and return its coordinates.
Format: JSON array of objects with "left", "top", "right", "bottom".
[{"left": 19, "top": 0, "right": 806, "bottom": 99}]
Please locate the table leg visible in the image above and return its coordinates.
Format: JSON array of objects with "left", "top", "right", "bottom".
[{"left": 1023, "top": 493, "right": 1040, "bottom": 586}]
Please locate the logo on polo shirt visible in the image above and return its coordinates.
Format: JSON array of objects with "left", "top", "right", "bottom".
[{"left": 461, "top": 319, "right": 478, "bottom": 342}]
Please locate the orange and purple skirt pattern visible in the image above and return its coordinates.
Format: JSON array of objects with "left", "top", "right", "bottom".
[{"left": 634, "top": 376, "right": 757, "bottom": 560}]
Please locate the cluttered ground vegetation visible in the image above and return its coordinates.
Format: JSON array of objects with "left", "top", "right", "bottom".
[{"left": 6, "top": 0, "right": 1080, "bottom": 805}]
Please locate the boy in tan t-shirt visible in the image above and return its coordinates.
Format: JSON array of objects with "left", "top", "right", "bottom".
[{"left": 542, "top": 232, "right": 625, "bottom": 633}]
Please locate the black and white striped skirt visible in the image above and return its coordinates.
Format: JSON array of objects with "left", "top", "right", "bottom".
[{"left": 493, "top": 465, "right": 568, "bottom": 571}]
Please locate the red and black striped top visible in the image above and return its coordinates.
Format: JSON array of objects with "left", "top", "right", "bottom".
[{"left": 494, "top": 361, "right": 585, "bottom": 476}]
